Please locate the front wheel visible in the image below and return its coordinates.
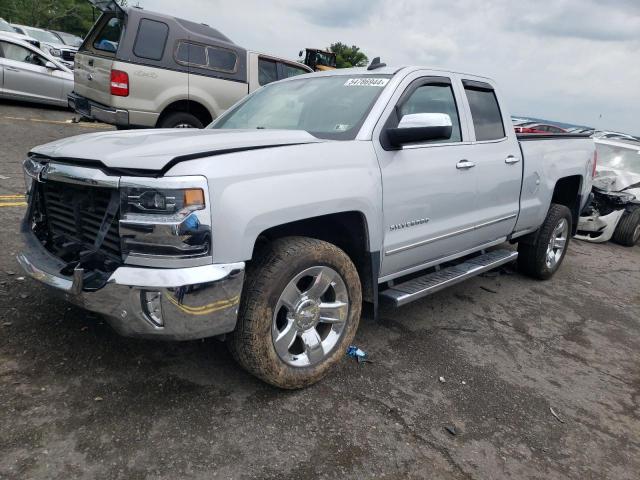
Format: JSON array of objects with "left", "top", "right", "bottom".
[
  {"left": 158, "top": 111, "right": 203, "bottom": 129},
  {"left": 228, "top": 237, "right": 362, "bottom": 389},
  {"left": 518, "top": 203, "right": 573, "bottom": 280},
  {"left": 612, "top": 209, "right": 640, "bottom": 246}
]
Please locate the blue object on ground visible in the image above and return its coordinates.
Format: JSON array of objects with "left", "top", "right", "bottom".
[{"left": 347, "top": 345, "right": 372, "bottom": 363}]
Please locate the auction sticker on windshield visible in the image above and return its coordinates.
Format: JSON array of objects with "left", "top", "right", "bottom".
[{"left": 344, "top": 78, "right": 389, "bottom": 87}]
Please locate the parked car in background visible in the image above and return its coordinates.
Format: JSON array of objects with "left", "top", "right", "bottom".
[
  {"left": 10, "top": 24, "right": 77, "bottom": 69},
  {"left": 0, "top": 17, "right": 39, "bottom": 48},
  {"left": 593, "top": 131, "right": 639, "bottom": 142},
  {"left": 50, "top": 30, "right": 83, "bottom": 48},
  {"left": 577, "top": 138, "right": 640, "bottom": 246},
  {"left": 69, "top": 1, "right": 312, "bottom": 129},
  {"left": 514, "top": 122, "right": 567, "bottom": 134},
  {"left": 0, "top": 33, "right": 73, "bottom": 107}
]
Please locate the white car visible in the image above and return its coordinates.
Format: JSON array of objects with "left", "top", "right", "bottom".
[
  {"left": 576, "top": 138, "right": 640, "bottom": 246},
  {"left": 0, "top": 33, "right": 73, "bottom": 107},
  {"left": 0, "top": 17, "right": 39, "bottom": 47},
  {"left": 11, "top": 24, "right": 77, "bottom": 69}
]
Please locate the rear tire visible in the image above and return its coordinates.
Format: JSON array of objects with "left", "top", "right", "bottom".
[
  {"left": 518, "top": 203, "right": 572, "bottom": 280},
  {"left": 228, "top": 237, "right": 362, "bottom": 389},
  {"left": 612, "top": 209, "right": 640, "bottom": 246},
  {"left": 158, "top": 111, "right": 203, "bottom": 129}
]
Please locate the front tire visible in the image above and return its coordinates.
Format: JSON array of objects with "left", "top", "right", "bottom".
[
  {"left": 518, "top": 203, "right": 572, "bottom": 280},
  {"left": 228, "top": 237, "right": 362, "bottom": 389},
  {"left": 612, "top": 209, "right": 640, "bottom": 246}
]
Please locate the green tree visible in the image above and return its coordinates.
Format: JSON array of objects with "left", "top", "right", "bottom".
[
  {"left": 0, "top": 0, "right": 100, "bottom": 37},
  {"left": 329, "top": 42, "right": 368, "bottom": 68}
]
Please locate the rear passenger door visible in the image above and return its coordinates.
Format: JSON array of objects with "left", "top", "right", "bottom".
[{"left": 460, "top": 79, "right": 521, "bottom": 243}]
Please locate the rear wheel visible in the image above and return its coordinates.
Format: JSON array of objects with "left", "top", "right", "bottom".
[
  {"left": 518, "top": 203, "right": 572, "bottom": 280},
  {"left": 228, "top": 237, "right": 361, "bottom": 389},
  {"left": 158, "top": 111, "right": 203, "bottom": 129},
  {"left": 612, "top": 209, "right": 640, "bottom": 246}
]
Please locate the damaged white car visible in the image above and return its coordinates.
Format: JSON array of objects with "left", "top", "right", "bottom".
[{"left": 577, "top": 138, "right": 640, "bottom": 246}]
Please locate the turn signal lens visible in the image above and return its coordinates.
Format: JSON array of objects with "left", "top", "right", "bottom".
[{"left": 184, "top": 189, "right": 205, "bottom": 208}]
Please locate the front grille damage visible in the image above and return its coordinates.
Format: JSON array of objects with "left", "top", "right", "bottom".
[{"left": 30, "top": 180, "right": 122, "bottom": 290}]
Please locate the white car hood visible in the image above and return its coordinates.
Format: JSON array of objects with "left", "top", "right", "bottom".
[
  {"left": 593, "top": 167, "right": 640, "bottom": 192},
  {"left": 30, "top": 128, "right": 324, "bottom": 171}
]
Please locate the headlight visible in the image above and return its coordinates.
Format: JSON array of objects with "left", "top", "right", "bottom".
[
  {"left": 119, "top": 176, "right": 212, "bottom": 267},
  {"left": 48, "top": 46, "right": 61, "bottom": 57}
]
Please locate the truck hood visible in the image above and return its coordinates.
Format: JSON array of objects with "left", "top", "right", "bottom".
[{"left": 30, "top": 129, "right": 324, "bottom": 171}]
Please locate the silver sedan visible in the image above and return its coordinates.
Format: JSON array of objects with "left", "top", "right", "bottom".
[{"left": 0, "top": 33, "right": 73, "bottom": 107}]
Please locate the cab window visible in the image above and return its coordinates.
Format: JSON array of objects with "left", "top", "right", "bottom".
[
  {"left": 464, "top": 83, "right": 505, "bottom": 141},
  {"left": 258, "top": 57, "right": 277, "bottom": 86},
  {"left": 279, "top": 62, "right": 309, "bottom": 79}
]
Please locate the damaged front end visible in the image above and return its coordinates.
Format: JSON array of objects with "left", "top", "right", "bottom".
[{"left": 576, "top": 187, "right": 639, "bottom": 243}]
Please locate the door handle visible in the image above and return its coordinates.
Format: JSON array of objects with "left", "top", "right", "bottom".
[
  {"left": 456, "top": 159, "right": 476, "bottom": 170},
  {"left": 6, "top": 67, "right": 20, "bottom": 72},
  {"left": 505, "top": 155, "right": 521, "bottom": 164}
]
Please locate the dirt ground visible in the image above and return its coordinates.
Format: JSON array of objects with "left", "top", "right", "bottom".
[{"left": 0, "top": 101, "right": 639, "bottom": 480}]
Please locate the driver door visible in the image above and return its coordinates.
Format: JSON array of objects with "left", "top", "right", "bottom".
[
  {"left": 0, "top": 40, "right": 64, "bottom": 104},
  {"left": 374, "top": 74, "right": 482, "bottom": 277}
]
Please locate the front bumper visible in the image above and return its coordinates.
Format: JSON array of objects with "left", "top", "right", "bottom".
[
  {"left": 575, "top": 209, "right": 625, "bottom": 243},
  {"left": 17, "top": 226, "right": 244, "bottom": 340},
  {"left": 68, "top": 91, "right": 129, "bottom": 126}
]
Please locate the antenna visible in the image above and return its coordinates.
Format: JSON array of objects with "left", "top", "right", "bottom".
[{"left": 367, "top": 57, "right": 386, "bottom": 70}]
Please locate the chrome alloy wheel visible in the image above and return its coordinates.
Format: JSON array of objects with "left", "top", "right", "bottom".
[
  {"left": 546, "top": 217, "right": 569, "bottom": 269},
  {"left": 271, "top": 266, "right": 349, "bottom": 367}
]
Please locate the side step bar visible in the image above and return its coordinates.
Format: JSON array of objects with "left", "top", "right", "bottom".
[{"left": 379, "top": 249, "right": 518, "bottom": 307}]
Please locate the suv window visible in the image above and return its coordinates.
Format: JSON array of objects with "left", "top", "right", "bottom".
[
  {"left": 400, "top": 84, "right": 462, "bottom": 143},
  {"left": 134, "top": 18, "right": 168, "bottom": 60},
  {"left": 258, "top": 57, "right": 277, "bottom": 86},
  {"left": 207, "top": 46, "right": 236, "bottom": 72},
  {"left": 279, "top": 62, "right": 308, "bottom": 79},
  {"left": 0, "top": 41, "right": 46, "bottom": 66},
  {"left": 93, "top": 15, "right": 123, "bottom": 54},
  {"left": 464, "top": 86, "right": 505, "bottom": 141},
  {"left": 175, "top": 41, "right": 206, "bottom": 65}
]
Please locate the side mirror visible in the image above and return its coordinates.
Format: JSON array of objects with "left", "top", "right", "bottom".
[
  {"left": 387, "top": 113, "right": 453, "bottom": 147},
  {"left": 45, "top": 61, "right": 58, "bottom": 70}
]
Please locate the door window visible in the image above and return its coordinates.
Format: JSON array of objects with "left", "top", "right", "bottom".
[
  {"left": 0, "top": 41, "right": 46, "bottom": 66},
  {"left": 133, "top": 18, "right": 169, "bottom": 60},
  {"left": 279, "top": 62, "right": 309, "bottom": 79},
  {"left": 258, "top": 57, "right": 277, "bottom": 86},
  {"left": 399, "top": 84, "right": 462, "bottom": 143},
  {"left": 464, "top": 85, "right": 505, "bottom": 141}
]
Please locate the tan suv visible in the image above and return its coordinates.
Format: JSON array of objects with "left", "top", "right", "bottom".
[{"left": 69, "top": 1, "right": 312, "bottom": 128}]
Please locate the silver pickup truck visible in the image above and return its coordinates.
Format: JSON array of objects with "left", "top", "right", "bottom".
[{"left": 18, "top": 65, "right": 595, "bottom": 388}]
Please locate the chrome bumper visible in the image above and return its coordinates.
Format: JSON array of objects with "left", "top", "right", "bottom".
[
  {"left": 68, "top": 92, "right": 129, "bottom": 126},
  {"left": 17, "top": 228, "right": 245, "bottom": 341}
]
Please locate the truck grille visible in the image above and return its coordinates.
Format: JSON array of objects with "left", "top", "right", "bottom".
[
  {"left": 61, "top": 50, "right": 75, "bottom": 62},
  {"left": 41, "top": 181, "right": 121, "bottom": 259}
]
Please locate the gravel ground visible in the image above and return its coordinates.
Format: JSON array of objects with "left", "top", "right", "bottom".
[{"left": 0, "top": 101, "right": 639, "bottom": 480}]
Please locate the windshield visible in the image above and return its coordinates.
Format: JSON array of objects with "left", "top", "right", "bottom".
[
  {"left": 0, "top": 18, "right": 15, "bottom": 32},
  {"left": 597, "top": 142, "right": 640, "bottom": 175},
  {"left": 23, "top": 27, "right": 61, "bottom": 44},
  {"left": 316, "top": 51, "right": 335, "bottom": 67},
  {"left": 211, "top": 75, "right": 391, "bottom": 140},
  {"left": 58, "top": 32, "right": 82, "bottom": 47}
]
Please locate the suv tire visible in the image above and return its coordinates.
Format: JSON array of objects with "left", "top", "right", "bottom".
[
  {"left": 158, "top": 111, "right": 203, "bottom": 129},
  {"left": 612, "top": 208, "right": 640, "bottom": 246},
  {"left": 518, "top": 203, "right": 573, "bottom": 280},
  {"left": 228, "top": 236, "right": 362, "bottom": 389}
]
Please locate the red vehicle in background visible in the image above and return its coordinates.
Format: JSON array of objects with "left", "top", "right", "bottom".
[{"left": 514, "top": 121, "right": 568, "bottom": 134}]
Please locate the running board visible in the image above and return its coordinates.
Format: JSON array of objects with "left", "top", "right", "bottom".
[{"left": 379, "top": 249, "right": 518, "bottom": 307}]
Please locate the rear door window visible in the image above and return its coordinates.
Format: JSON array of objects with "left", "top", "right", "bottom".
[
  {"left": 133, "top": 18, "right": 168, "bottom": 60},
  {"left": 258, "top": 57, "right": 277, "bottom": 86},
  {"left": 0, "top": 41, "right": 46, "bottom": 66},
  {"left": 93, "top": 15, "right": 123, "bottom": 54},
  {"left": 463, "top": 83, "right": 506, "bottom": 141}
]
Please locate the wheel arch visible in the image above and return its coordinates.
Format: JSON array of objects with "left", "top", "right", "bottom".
[
  {"left": 156, "top": 99, "right": 213, "bottom": 127},
  {"left": 551, "top": 175, "right": 583, "bottom": 235}
]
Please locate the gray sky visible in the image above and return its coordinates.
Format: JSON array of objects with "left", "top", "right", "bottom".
[{"left": 138, "top": 0, "right": 639, "bottom": 135}]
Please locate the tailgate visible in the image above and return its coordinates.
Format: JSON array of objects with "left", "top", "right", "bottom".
[{"left": 74, "top": 52, "right": 113, "bottom": 105}]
